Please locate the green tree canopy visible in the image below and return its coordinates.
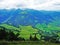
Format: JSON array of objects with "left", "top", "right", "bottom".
[{"left": 19, "top": 25, "right": 38, "bottom": 40}]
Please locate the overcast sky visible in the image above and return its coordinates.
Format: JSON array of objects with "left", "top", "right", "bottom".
[{"left": 0, "top": 0, "right": 60, "bottom": 10}]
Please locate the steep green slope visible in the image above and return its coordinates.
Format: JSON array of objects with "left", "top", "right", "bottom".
[
  {"left": 35, "top": 23, "right": 60, "bottom": 31},
  {"left": 0, "top": 24, "right": 20, "bottom": 34},
  {"left": 0, "top": 24, "right": 19, "bottom": 30}
]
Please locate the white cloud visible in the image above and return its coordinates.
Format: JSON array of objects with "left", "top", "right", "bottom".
[{"left": 0, "top": 0, "right": 60, "bottom": 10}]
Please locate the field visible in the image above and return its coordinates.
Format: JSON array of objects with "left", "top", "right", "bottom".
[{"left": 0, "top": 41, "right": 60, "bottom": 45}]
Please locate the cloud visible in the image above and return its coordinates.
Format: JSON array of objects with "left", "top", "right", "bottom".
[{"left": 0, "top": 0, "right": 60, "bottom": 11}]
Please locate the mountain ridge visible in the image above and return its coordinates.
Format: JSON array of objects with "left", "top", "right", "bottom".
[{"left": 0, "top": 9, "right": 60, "bottom": 27}]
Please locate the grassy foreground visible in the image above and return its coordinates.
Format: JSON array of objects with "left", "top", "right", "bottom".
[{"left": 0, "top": 41, "right": 60, "bottom": 45}]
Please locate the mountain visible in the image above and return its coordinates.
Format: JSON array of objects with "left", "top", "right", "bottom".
[{"left": 0, "top": 9, "right": 60, "bottom": 27}]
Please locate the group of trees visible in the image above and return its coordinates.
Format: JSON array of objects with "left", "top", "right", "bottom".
[
  {"left": 0, "top": 24, "right": 60, "bottom": 43},
  {"left": 0, "top": 26, "right": 24, "bottom": 41},
  {"left": 35, "top": 23, "right": 60, "bottom": 43},
  {"left": 0, "top": 25, "right": 39, "bottom": 41}
]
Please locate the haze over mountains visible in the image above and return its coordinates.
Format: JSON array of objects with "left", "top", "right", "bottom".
[{"left": 0, "top": 9, "right": 60, "bottom": 27}]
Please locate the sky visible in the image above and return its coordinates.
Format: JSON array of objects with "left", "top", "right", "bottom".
[{"left": 0, "top": 0, "right": 60, "bottom": 10}]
